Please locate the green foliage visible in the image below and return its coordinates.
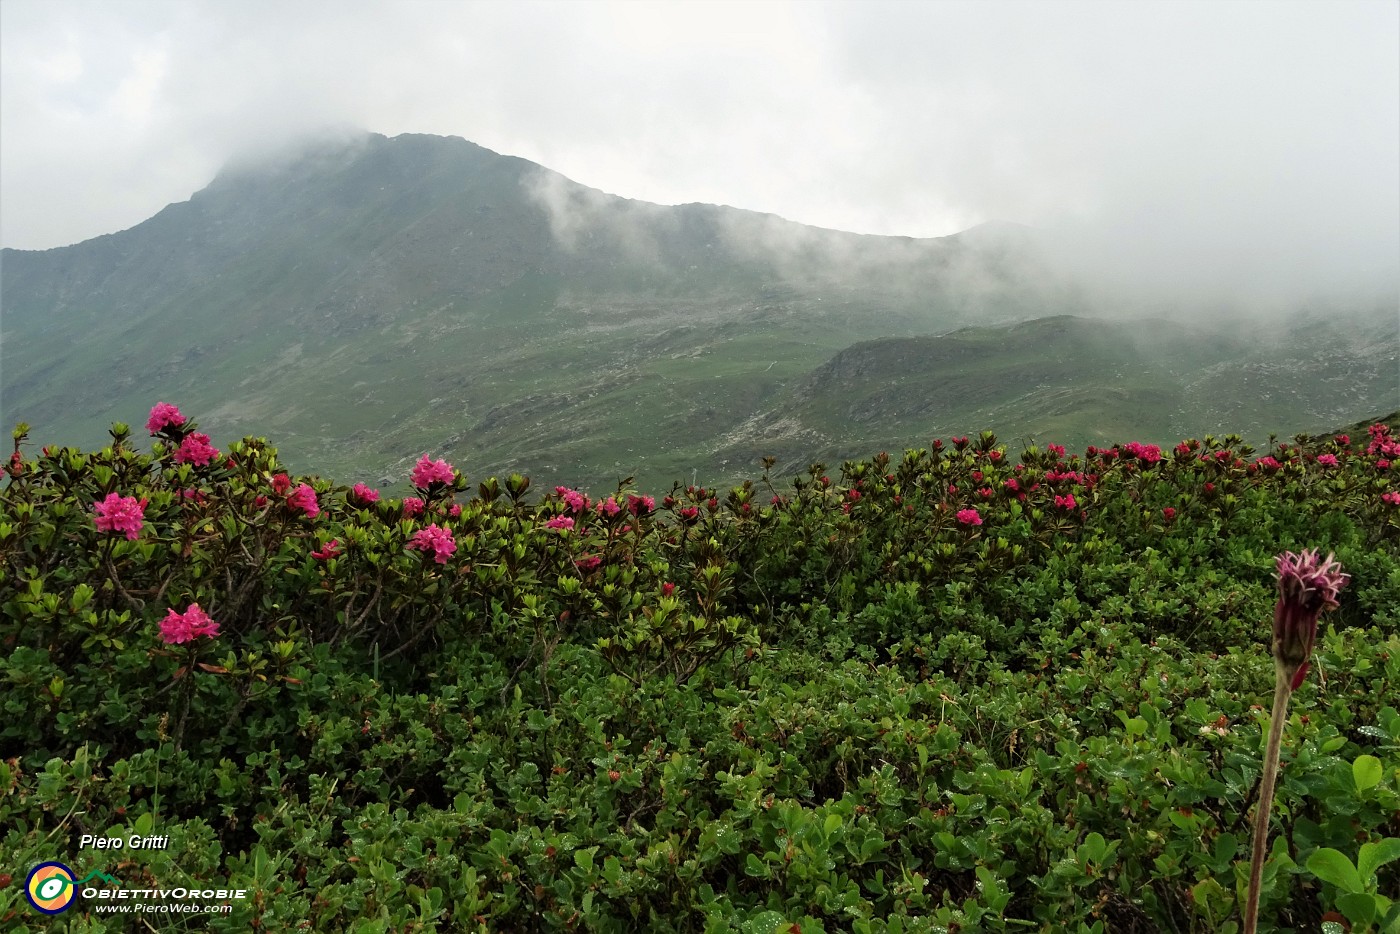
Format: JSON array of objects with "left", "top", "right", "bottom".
[{"left": 1, "top": 416, "right": 1398, "bottom": 930}]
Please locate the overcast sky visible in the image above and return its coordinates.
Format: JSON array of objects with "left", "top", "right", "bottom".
[{"left": 2, "top": 0, "right": 1397, "bottom": 307}]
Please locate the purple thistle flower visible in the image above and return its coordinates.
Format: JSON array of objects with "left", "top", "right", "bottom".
[{"left": 1272, "top": 549, "right": 1348, "bottom": 690}]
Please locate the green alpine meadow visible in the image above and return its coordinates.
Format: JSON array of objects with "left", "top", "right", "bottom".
[{"left": 1, "top": 404, "right": 1397, "bottom": 931}]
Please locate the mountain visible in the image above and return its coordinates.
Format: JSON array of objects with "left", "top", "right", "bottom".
[{"left": 2, "top": 131, "right": 1395, "bottom": 490}]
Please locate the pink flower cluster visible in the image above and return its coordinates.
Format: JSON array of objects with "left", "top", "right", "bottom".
[
  {"left": 1382, "top": 492, "right": 1400, "bottom": 506},
  {"left": 408, "top": 524, "right": 456, "bottom": 563},
  {"left": 146, "top": 402, "right": 186, "bottom": 436},
  {"left": 1044, "top": 469, "right": 1085, "bottom": 485},
  {"left": 956, "top": 508, "right": 982, "bottom": 526},
  {"left": 597, "top": 497, "right": 621, "bottom": 517},
  {"left": 175, "top": 433, "right": 219, "bottom": 467},
  {"left": 1122, "top": 442, "right": 1162, "bottom": 464},
  {"left": 627, "top": 495, "right": 655, "bottom": 515},
  {"left": 1315, "top": 454, "right": 1339, "bottom": 467},
  {"left": 311, "top": 539, "right": 341, "bottom": 560},
  {"left": 350, "top": 483, "right": 380, "bottom": 507},
  {"left": 556, "top": 487, "right": 588, "bottom": 513},
  {"left": 94, "top": 492, "right": 148, "bottom": 540},
  {"left": 411, "top": 455, "right": 456, "bottom": 490},
  {"left": 546, "top": 515, "right": 575, "bottom": 531},
  {"left": 1054, "top": 494, "right": 1077, "bottom": 510},
  {"left": 287, "top": 483, "right": 320, "bottom": 518},
  {"left": 1366, "top": 424, "right": 1399, "bottom": 459},
  {"left": 160, "top": 604, "right": 220, "bottom": 644},
  {"left": 402, "top": 497, "right": 425, "bottom": 517}
]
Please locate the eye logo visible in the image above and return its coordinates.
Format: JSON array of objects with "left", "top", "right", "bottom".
[{"left": 26, "top": 862, "right": 77, "bottom": 914}]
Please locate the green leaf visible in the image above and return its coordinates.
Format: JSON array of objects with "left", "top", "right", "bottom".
[
  {"left": 1357, "top": 838, "right": 1400, "bottom": 882},
  {"left": 573, "top": 847, "right": 595, "bottom": 873},
  {"left": 1352, "top": 755, "right": 1383, "bottom": 793},
  {"left": 1336, "top": 892, "right": 1378, "bottom": 927},
  {"left": 1306, "top": 848, "right": 1363, "bottom": 893}
]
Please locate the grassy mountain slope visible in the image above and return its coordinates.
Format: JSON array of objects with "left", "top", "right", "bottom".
[{"left": 3, "top": 132, "right": 1395, "bottom": 491}]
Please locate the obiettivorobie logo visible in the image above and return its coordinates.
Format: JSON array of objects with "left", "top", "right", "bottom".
[
  {"left": 24, "top": 862, "right": 120, "bottom": 915},
  {"left": 23, "top": 860, "right": 249, "bottom": 916}
]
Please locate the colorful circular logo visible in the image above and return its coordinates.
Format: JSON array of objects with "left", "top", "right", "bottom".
[{"left": 26, "top": 862, "right": 77, "bottom": 914}]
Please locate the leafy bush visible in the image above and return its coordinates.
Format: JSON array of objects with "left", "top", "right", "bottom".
[{"left": 1, "top": 411, "right": 1397, "bottom": 931}]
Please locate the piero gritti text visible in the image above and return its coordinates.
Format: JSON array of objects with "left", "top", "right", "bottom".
[{"left": 79, "top": 834, "right": 171, "bottom": 851}]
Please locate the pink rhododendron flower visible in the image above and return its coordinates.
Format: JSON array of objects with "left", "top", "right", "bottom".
[
  {"left": 1163, "top": 507, "right": 1176, "bottom": 521},
  {"left": 449, "top": 503, "right": 462, "bottom": 517},
  {"left": 546, "top": 515, "right": 575, "bottom": 531},
  {"left": 94, "top": 492, "right": 148, "bottom": 540},
  {"left": 159, "top": 604, "right": 219, "bottom": 644},
  {"left": 271, "top": 474, "right": 291, "bottom": 495},
  {"left": 555, "top": 487, "right": 587, "bottom": 513},
  {"left": 1054, "top": 494, "right": 1077, "bottom": 510},
  {"left": 1124, "top": 441, "right": 1163, "bottom": 464},
  {"left": 1382, "top": 492, "right": 1400, "bottom": 506},
  {"left": 1273, "top": 550, "right": 1348, "bottom": 690},
  {"left": 956, "top": 508, "right": 982, "bottom": 526},
  {"left": 679, "top": 506, "right": 699, "bottom": 521},
  {"left": 312, "top": 539, "right": 341, "bottom": 560},
  {"left": 180, "top": 488, "right": 207, "bottom": 504},
  {"left": 174, "top": 433, "right": 219, "bottom": 467},
  {"left": 1004, "top": 478, "right": 1020, "bottom": 491},
  {"left": 1047, "top": 443, "right": 1066, "bottom": 457},
  {"left": 287, "top": 484, "right": 320, "bottom": 518},
  {"left": 1335, "top": 435, "right": 1350, "bottom": 446},
  {"left": 254, "top": 495, "right": 268, "bottom": 508},
  {"left": 1377, "top": 460, "right": 1390, "bottom": 470},
  {"left": 1315, "top": 453, "right": 1339, "bottom": 467},
  {"left": 402, "top": 497, "right": 425, "bottom": 517},
  {"left": 574, "top": 554, "right": 602, "bottom": 571},
  {"left": 407, "top": 524, "right": 456, "bottom": 563},
  {"left": 410, "top": 455, "right": 456, "bottom": 489},
  {"left": 627, "top": 494, "right": 655, "bottom": 515},
  {"left": 661, "top": 582, "right": 676, "bottom": 597},
  {"left": 146, "top": 402, "right": 186, "bottom": 436},
  {"left": 1256, "top": 456, "right": 1282, "bottom": 471},
  {"left": 350, "top": 483, "right": 380, "bottom": 506},
  {"left": 979, "top": 487, "right": 993, "bottom": 499},
  {"left": 598, "top": 497, "right": 621, "bottom": 517}
]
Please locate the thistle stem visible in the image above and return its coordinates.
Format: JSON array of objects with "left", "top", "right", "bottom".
[{"left": 1244, "top": 661, "right": 1292, "bottom": 934}]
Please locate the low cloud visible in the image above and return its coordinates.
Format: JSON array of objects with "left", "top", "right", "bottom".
[{"left": 2, "top": 0, "right": 1395, "bottom": 319}]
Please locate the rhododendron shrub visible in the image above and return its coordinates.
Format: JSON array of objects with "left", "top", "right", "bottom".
[{"left": 2, "top": 410, "right": 1397, "bottom": 932}]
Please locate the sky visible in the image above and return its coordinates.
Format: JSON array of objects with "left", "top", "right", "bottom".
[{"left": 2, "top": 0, "right": 1398, "bottom": 309}]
